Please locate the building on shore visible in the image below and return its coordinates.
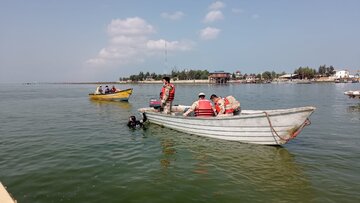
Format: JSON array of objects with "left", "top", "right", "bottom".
[
  {"left": 209, "top": 71, "right": 231, "bottom": 84},
  {"left": 334, "top": 70, "right": 350, "bottom": 79}
]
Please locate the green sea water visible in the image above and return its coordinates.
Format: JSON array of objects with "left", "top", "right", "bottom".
[{"left": 0, "top": 83, "right": 359, "bottom": 202}]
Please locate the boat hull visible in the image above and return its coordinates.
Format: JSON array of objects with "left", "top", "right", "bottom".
[
  {"left": 344, "top": 90, "right": 360, "bottom": 99},
  {"left": 89, "top": 88, "right": 133, "bottom": 101},
  {"left": 139, "top": 106, "right": 316, "bottom": 145}
]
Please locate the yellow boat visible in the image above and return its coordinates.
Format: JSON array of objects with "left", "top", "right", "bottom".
[{"left": 89, "top": 88, "right": 133, "bottom": 101}]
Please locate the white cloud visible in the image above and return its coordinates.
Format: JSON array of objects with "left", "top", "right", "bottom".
[
  {"left": 200, "top": 27, "right": 221, "bottom": 40},
  {"left": 161, "top": 11, "right": 184, "bottom": 20},
  {"left": 86, "top": 17, "right": 193, "bottom": 67},
  {"left": 209, "top": 1, "right": 225, "bottom": 10},
  {"left": 203, "top": 10, "right": 224, "bottom": 23},
  {"left": 107, "top": 17, "right": 155, "bottom": 36},
  {"left": 147, "top": 39, "right": 193, "bottom": 51}
]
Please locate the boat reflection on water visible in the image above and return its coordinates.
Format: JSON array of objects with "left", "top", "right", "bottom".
[
  {"left": 145, "top": 125, "right": 316, "bottom": 201},
  {"left": 160, "top": 138, "right": 176, "bottom": 168},
  {"left": 89, "top": 100, "right": 132, "bottom": 110},
  {"left": 347, "top": 103, "right": 360, "bottom": 113}
]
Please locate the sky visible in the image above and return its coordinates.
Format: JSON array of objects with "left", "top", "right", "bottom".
[{"left": 0, "top": 0, "right": 360, "bottom": 83}]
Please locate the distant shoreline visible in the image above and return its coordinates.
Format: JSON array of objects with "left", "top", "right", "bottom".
[
  {"left": 21, "top": 79, "right": 343, "bottom": 85},
  {"left": 26, "top": 76, "right": 352, "bottom": 85}
]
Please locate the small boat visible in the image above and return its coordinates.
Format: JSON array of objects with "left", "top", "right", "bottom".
[
  {"left": 138, "top": 105, "right": 316, "bottom": 145},
  {"left": 344, "top": 90, "right": 360, "bottom": 99},
  {"left": 89, "top": 88, "right": 133, "bottom": 101}
]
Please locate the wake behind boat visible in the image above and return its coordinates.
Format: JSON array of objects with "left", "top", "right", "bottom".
[
  {"left": 138, "top": 105, "right": 316, "bottom": 145},
  {"left": 89, "top": 88, "right": 133, "bottom": 101}
]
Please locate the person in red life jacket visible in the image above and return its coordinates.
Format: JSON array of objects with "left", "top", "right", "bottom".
[
  {"left": 160, "top": 76, "right": 175, "bottom": 114},
  {"left": 210, "top": 94, "right": 234, "bottom": 116},
  {"left": 183, "top": 92, "right": 215, "bottom": 117},
  {"left": 110, "top": 85, "right": 118, "bottom": 93}
]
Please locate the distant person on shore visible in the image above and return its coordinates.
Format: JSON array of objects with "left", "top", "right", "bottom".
[
  {"left": 183, "top": 92, "right": 215, "bottom": 117},
  {"left": 94, "top": 85, "right": 103, "bottom": 94},
  {"left": 104, "top": 85, "right": 110, "bottom": 94},
  {"left": 210, "top": 94, "right": 236, "bottom": 116},
  {"left": 160, "top": 76, "right": 175, "bottom": 114}
]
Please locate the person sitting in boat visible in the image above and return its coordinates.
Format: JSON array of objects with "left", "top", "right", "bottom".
[
  {"left": 210, "top": 94, "right": 234, "bottom": 116},
  {"left": 224, "top": 95, "right": 241, "bottom": 115},
  {"left": 160, "top": 76, "right": 175, "bottom": 114},
  {"left": 111, "top": 85, "right": 118, "bottom": 93},
  {"left": 183, "top": 92, "right": 215, "bottom": 117},
  {"left": 104, "top": 85, "right": 110, "bottom": 94},
  {"left": 94, "top": 85, "right": 103, "bottom": 94}
]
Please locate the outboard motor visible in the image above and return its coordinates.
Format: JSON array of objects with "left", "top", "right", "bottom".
[{"left": 149, "top": 98, "right": 161, "bottom": 109}]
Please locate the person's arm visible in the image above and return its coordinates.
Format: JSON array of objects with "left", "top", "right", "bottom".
[
  {"left": 161, "top": 86, "right": 170, "bottom": 105},
  {"left": 183, "top": 101, "right": 197, "bottom": 116},
  {"left": 217, "top": 100, "right": 226, "bottom": 115},
  {"left": 211, "top": 104, "right": 217, "bottom": 116}
]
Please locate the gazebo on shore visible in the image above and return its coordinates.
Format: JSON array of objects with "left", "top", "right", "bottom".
[{"left": 209, "top": 71, "right": 231, "bottom": 84}]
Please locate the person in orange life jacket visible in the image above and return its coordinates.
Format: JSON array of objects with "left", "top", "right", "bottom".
[
  {"left": 160, "top": 76, "right": 175, "bottom": 114},
  {"left": 210, "top": 94, "right": 234, "bottom": 116},
  {"left": 183, "top": 92, "right": 215, "bottom": 117}
]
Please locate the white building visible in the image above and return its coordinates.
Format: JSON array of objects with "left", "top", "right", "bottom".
[{"left": 334, "top": 70, "right": 349, "bottom": 79}]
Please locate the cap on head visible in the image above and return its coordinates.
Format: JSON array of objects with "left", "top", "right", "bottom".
[{"left": 198, "top": 92, "right": 206, "bottom": 97}]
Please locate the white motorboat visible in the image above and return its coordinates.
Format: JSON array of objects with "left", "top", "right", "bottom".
[
  {"left": 344, "top": 90, "right": 360, "bottom": 99},
  {"left": 138, "top": 105, "right": 316, "bottom": 145}
]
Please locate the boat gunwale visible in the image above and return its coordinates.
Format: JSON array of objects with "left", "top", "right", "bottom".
[
  {"left": 141, "top": 106, "right": 316, "bottom": 121},
  {"left": 88, "top": 88, "right": 133, "bottom": 96}
]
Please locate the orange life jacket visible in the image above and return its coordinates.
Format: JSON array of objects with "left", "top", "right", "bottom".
[
  {"left": 194, "top": 99, "right": 214, "bottom": 117},
  {"left": 161, "top": 83, "right": 175, "bottom": 101},
  {"left": 215, "top": 98, "right": 234, "bottom": 114}
]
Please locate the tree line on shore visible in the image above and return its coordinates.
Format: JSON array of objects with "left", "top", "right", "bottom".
[{"left": 120, "top": 65, "right": 337, "bottom": 81}]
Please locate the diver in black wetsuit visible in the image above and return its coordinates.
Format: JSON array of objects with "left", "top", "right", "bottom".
[{"left": 127, "top": 113, "right": 147, "bottom": 129}]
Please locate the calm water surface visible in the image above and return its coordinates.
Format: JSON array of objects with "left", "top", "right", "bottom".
[{"left": 0, "top": 83, "right": 359, "bottom": 202}]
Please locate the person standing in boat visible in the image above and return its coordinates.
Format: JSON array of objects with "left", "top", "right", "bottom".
[
  {"left": 210, "top": 94, "right": 234, "bottom": 116},
  {"left": 160, "top": 76, "right": 175, "bottom": 114},
  {"left": 183, "top": 92, "right": 215, "bottom": 117}
]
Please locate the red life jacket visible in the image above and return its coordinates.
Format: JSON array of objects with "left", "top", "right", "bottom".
[
  {"left": 161, "top": 83, "right": 175, "bottom": 101},
  {"left": 215, "top": 98, "right": 234, "bottom": 114},
  {"left": 194, "top": 99, "right": 214, "bottom": 117}
]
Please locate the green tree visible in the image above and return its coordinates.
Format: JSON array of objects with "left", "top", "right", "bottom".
[
  {"left": 262, "top": 71, "right": 272, "bottom": 80},
  {"left": 200, "top": 70, "right": 209, "bottom": 79},
  {"left": 294, "top": 66, "right": 316, "bottom": 79},
  {"left": 318, "top": 65, "right": 326, "bottom": 75}
]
